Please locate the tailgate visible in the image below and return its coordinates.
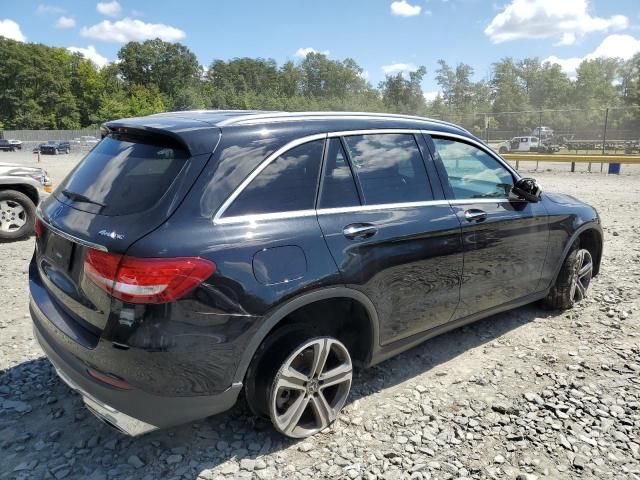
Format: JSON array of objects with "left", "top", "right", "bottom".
[{"left": 34, "top": 125, "right": 220, "bottom": 334}]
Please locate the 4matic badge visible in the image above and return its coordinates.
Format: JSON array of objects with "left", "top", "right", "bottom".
[{"left": 98, "top": 229, "right": 125, "bottom": 240}]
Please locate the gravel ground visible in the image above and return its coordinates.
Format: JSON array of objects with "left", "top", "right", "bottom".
[{"left": 1, "top": 151, "right": 639, "bottom": 480}]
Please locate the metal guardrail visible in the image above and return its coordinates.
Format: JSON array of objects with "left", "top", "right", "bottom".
[
  {"left": 501, "top": 154, "right": 640, "bottom": 164},
  {"left": 501, "top": 153, "right": 640, "bottom": 173}
]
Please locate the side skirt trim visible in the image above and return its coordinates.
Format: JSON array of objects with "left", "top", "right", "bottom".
[{"left": 369, "top": 289, "right": 549, "bottom": 367}]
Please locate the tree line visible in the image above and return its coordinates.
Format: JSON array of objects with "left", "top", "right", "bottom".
[{"left": 1, "top": 36, "right": 639, "bottom": 135}]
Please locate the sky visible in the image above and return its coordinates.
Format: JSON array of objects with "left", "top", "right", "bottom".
[{"left": 1, "top": 0, "right": 640, "bottom": 100}]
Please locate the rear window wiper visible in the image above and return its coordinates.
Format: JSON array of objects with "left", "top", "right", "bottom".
[{"left": 61, "top": 189, "right": 106, "bottom": 208}]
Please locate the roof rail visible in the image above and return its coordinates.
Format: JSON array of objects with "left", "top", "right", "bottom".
[
  {"left": 215, "top": 111, "right": 466, "bottom": 130},
  {"left": 149, "top": 109, "right": 279, "bottom": 117}
]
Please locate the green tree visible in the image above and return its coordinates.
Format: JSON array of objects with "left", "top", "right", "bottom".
[
  {"left": 379, "top": 66, "right": 427, "bottom": 114},
  {"left": 117, "top": 39, "right": 201, "bottom": 110},
  {"left": 573, "top": 58, "right": 620, "bottom": 108}
]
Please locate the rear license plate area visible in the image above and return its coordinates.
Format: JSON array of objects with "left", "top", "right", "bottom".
[{"left": 45, "top": 234, "right": 74, "bottom": 271}]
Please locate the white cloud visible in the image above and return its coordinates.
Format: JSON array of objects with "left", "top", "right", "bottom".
[
  {"left": 36, "top": 4, "right": 65, "bottom": 15},
  {"left": 67, "top": 45, "right": 109, "bottom": 68},
  {"left": 55, "top": 16, "right": 76, "bottom": 28},
  {"left": 81, "top": 18, "right": 186, "bottom": 43},
  {"left": 423, "top": 90, "right": 440, "bottom": 102},
  {"left": 391, "top": 0, "right": 422, "bottom": 17},
  {"left": 544, "top": 34, "right": 640, "bottom": 76},
  {"left": 294, "top": 47, "right": 330, "bottom": 58},
  {"left": 382, "top": 63, "right": 418, "bottom": 75},
  {"left": 0, "top": 19, "right": 26, "bottom": 42},
  {"left": 485, "top": 0, "right": 628, "bottom": 44},
  {"left": 97, "top": 1, "right": 122, "bottom": 17}
]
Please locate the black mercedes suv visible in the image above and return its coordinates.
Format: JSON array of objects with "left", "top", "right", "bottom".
[{"left": 30, "top": 111, "right": 603, "bottom": 439}]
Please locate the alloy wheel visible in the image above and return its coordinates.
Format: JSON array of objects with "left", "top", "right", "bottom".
[
  {"left": 570, "top": 249, "right": 593, "bottom": 303},
  {"left": 0, "top": 200, "right": 27, "bottom": 232},
  {"left": 270, "top": 337, "right": 352, "bottom": 438}
]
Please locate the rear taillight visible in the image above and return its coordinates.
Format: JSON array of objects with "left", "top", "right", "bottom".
[
  {"left": 84, "top": 249, "right": 215, "bottom": 304},
  {"left": 35, "top": 218, "right": 45, "bottom": 238}
]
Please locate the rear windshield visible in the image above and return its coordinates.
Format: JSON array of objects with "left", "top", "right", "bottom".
[{"left": 57, "top": 134, "right": 188, "bottom": 216}]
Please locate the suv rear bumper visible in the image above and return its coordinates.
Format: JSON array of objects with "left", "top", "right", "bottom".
[{"left": 31, "top": 298, "right": 243, "bottom": 436}]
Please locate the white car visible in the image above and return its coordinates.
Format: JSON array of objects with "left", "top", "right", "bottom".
[
  {"left": 532, "top": 126, "right": 554, "bottom": 138},
  {"left": 80, "top": 135, "right": 100, "bottom": 146},
  {"left": 0, "top": 162, "right": 52, "bottom": 240},
  {"left": 8, "top": 139, "right": 23, "bottom": 150},
  {"left": 498, "top": 136, "right": 540, "bottom": 153}
]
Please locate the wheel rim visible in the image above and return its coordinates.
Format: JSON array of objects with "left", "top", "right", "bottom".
[
  {"left": 0, "top": 200, "right": 27, "bottom": 232},
  {"left": 270, "top": 337, "right": 352, "bottom": 438},
  {"left": 570, "top": 249, "right": 593, "bottom": 303}
]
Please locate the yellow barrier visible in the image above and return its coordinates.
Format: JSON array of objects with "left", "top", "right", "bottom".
[{"left": 501, "top": 153, "right": 640, "bottom": 164}]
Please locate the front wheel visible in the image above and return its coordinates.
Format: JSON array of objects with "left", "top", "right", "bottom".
[
  {"left": 542, "top": 246, "right": 593, "bottom": 309},
  {"left": 245, "top": 326, "right": 353, "bottom": 438},
  {"left": 0, "top": 190, "right": 36, "bottom": 241},
  {"left": 499, "top": 146, "right": 508, "bottom": 154}
]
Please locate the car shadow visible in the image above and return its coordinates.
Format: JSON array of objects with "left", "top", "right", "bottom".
[{"left": 1, "top": 303, "right": 548, "bottom": 478}]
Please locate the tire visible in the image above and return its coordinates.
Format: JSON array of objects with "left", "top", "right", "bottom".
[
  {"left": 0, "top": 190, "right": 36, "bottom": 241},
  {"left": 65, "top": 148, "right": 70, "bottom": 154},
  {"left": 244, "top": 323, "right": 353, "bottom": 438},
  {"left": 53, "top": 149, "right": 58, "bottom": 155},
  {"left": 499, "top": 147, "right": 508, "bottom": 154},
  {"left": 542, "top": 243, "right": 594, "bottom": 309}
]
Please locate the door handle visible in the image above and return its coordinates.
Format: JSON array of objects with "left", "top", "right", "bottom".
[
  {"left": 464, "top": 209, "right": 487, "bottom": 222},
  {"left": 343, "top": 223, "right": 377, "bottom": 240}
]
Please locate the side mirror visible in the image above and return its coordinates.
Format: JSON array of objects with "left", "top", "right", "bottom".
[{"left": 511, "top": 177, "right": 541, "bottom": 202}]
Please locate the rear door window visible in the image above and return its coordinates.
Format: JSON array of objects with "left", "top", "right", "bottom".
[
  {"left": 58, "top": 134, "right": 188, "bottom": 216},
  {"left": 343, "top": 133, "right": 432, "bottom": 205},
  {"left": 223, "top": 139, "right": 324, "bottom": 217}
]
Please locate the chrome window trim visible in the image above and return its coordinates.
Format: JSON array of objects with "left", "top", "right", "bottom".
[
  {"left": 448, "top": 198, "right": 511, "bottom": 205},
  {"left": 36, "top": 210, "right": 108, "bottom": 252},
  {"left": 213, "top": 133, "right": 327, "bottom": 224},
  {"left": 421, "top": 129, "right": 521, "bottom": 180},
  {"left": 214, "top": 201, "right": 453, "bottom": 225},
  {"left": 215, "top": 209, "right": 317, "bottom": 225},
  {"left": 214, "top": 128, "right": 519, "bottom": 225},
  {"left": 317, "top": 200, "right": 450, "bottom": 215}
]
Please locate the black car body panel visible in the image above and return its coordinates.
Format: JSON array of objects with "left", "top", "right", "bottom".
[
  {"left": 0, "top": 139, "right": 16, "bottom": 151},
  {"left": 30, "top": 110, "right": 603, "bottom": 434}
]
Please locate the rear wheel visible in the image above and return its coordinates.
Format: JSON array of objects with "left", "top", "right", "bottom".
[
  {"left": 245, "top": 325, "right": 353, "bottom": 438},
  {"left": 0, "top": 190, "right": 36, "bottom": 241},
  {"left": 499, "top": 146, "right": 508, "bottom": 154},
  {"left": 543, "top": 245, "right": 593, "bottom": 309}
]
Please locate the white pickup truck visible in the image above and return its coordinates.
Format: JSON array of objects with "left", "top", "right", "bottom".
[{"left": 498, "top": 136, "right": 559, "bottom": 154}]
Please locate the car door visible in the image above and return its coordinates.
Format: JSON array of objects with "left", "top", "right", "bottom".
[
  {"left": 316, "top": 131, "right": 463, "bottom": 345},
  {"left": 426, "top": 134, "right": 549, "bottom": 320}
]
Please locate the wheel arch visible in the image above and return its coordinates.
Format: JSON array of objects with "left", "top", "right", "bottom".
[
  {"left": 0, "top": 182, "right": 40, "bottom": 206},
  {"left": 552, "top": 222, "right": 603, "bottom": 283},
  {"left": 232, "top": 287, "right": 379, "bottom": 385}
]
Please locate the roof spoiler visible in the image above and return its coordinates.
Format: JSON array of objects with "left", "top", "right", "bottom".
[{"left": 101, "top": 117, "right": 220, "bottom": 156}]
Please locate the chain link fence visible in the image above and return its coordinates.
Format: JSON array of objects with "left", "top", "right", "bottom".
[
  {"left": 2, "top": 107, "right": 639, "bottom": 156},
  {"left": 0, "top": 128, "right": 101, "bottom": 152},
  {"left": 434, "top": 106, "right": 640, "bottom": 155}
]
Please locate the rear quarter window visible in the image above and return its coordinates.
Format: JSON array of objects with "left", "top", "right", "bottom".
[{"left": 57, "top": 135, "right": 188, "bottom": 216}]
